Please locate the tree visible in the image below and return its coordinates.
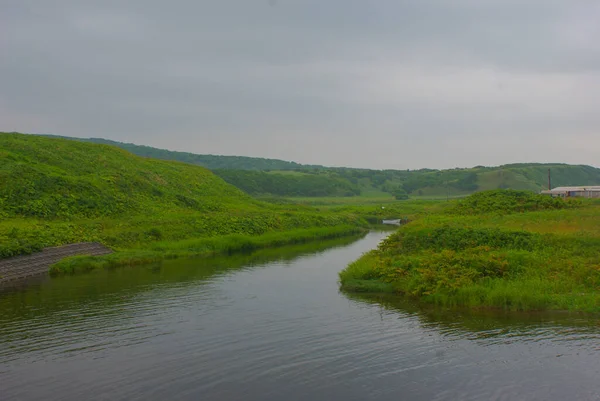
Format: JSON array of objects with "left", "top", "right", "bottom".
[{"left": 392, "top": 187, "right": 409, "bottom": 200}]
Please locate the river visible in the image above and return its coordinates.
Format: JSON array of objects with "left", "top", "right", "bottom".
[{"left": 1, "top": 231, "right": 599, "bottom": 400}]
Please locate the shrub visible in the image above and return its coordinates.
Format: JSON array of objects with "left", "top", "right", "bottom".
[{"left": 449, "top": 190, "right": 576, "bottom": 215}]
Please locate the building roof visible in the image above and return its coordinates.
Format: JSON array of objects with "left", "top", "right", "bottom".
[{"left": 547, "top": 186, "right": 600, "bottom": 192}]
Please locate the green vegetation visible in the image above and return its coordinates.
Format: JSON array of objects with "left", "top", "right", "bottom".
[
  {"left": 50, "top": 225, "right": 364, "bottom": 274},
  {"left": 213, "top": 164, "right": 600, "bottom": 199},
  {"left": 39, "top": 134, "right": 600, "bottom": 199},
  {"left": 213, "top": 169, "right": 361, "bottom": 197},
  {"left": 280, "top": 193, "right": 396, "bottom": 206},
  {"left": 1, "top": 134, "right": 255, "bottom": 219},
  {"left": 391, "top": 187, "right": 409, "bottom": 200},
  {"left": 6, "top": 131, "right": 600, "bottom": 305},
  {"left": 327, "top": 201, "right": 446, "bottom": 225},
  {"left": 340, "top": 190, "right": 600, "bottom": 312},
  {"left": 448, "top": 189, "right": 578, "bottom": 215},
  {"left": 0, "top": 133, "right": 367, "bottom": 268},
  {"left": 43, "top": 135, "right": 324, "bottom": 171}
]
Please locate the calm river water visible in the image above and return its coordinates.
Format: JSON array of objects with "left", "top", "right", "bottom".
[{"left": 1, "top": 231, "right": 599, "bottom": 401}]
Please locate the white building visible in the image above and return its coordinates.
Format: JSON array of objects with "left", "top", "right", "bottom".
[{"left": 541, "top": 186, "right": 600, "bottom": 198}]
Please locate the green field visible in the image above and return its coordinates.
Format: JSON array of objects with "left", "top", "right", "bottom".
[{"left": 339, "top": 190, "right": 600, "bottom": 312}]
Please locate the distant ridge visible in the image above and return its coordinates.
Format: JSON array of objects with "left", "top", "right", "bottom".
[
  {"left": 40, "top": 134, "right": 324, "bottom": 171},
  {"left": 31, "top": 133, "right": 600, "bottom": 198}
]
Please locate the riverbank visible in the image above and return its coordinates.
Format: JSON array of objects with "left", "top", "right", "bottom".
[
  {"left": 50, "top": 225, "right": 366, "bottom": 274},
  {"left": 340, "top": 190, "right": 600, "bottom": 313}
]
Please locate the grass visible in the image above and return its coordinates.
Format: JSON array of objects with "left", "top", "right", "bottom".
[
  {"left": 339, "top": 190, "right": 600, "bottom": 313},
  {"left": 283, "top": 194, "right": 396, "bottom": 206},
  {"left": 50, "top": 225, "right": 365, "bottom": 274},
  {"left": 0, "top": 133, "right": 369, "bottom": 264}
]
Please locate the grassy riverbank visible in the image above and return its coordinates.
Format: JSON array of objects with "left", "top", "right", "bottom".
[
  {"left": 0, "top": 208, "right": 365, "bottom": 258},
  {"left": 340, "top": 190, "right": 600, "bottom": 312},
  {"left": 50, "top": 225, "right": 365, "bottom": 274}
]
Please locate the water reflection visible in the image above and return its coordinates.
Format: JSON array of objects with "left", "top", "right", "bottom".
[
  {"left": 345, "top": 292, "right": 600, "bottom": 346},
  {"left": 2, "top": 231, "right": 600, "bottom": 401},
  {"left": 0, "top": 234, "right": 364, "bottom": 311},
  {"left": 0, "top": 234, "right": 365, "bottom": 362}
]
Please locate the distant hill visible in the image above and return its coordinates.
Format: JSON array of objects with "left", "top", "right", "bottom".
[
  {"left": 397, "top": 163, "right": 600, "bottom": 197},
  {"left": 41, "top": 135, "right": 323, "bottom": 171},
  {"left": 31, "top": 134, "right": 600, "bottom": 199},
  {"left": 214, "top": 170, "right": 361, "bottom": 197},
  {"left": 212, "top": 163, "right": 600, "bottom": 199}
]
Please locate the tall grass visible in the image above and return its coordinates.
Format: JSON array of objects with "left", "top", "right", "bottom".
[
  {"left": 340, "top": 191, "right": 600, "bottom": 312},
  {"left": 51, "top": 226, "right": 365, "bottom": 274}
]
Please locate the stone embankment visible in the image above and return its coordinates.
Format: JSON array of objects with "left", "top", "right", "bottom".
[{"left": 0, "top": 242, "right": 112, "bottom": 284}]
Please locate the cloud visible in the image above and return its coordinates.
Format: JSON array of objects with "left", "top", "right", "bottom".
[{"left": 2, "top": 0, "right": 599, "bottom": 169}]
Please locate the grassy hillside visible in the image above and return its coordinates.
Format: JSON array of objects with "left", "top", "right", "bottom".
[
  {"left": 43, "top": 135, "right": 323, "bottom": 171},
  {"left": 0, "top": 133, "right": 364, "bottom": 260},
  {"left": 35, "top": 135, "right": 600, "bottom": 199},
  {"left": 1, "top": 133, "right": 254, "bottom": 219}
]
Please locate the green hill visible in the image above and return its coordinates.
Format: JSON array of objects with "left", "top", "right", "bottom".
[
  {"left": 211, "top": 164, "right": 600, "bottom": 200},
  {"left": 33, "top": 134, "right": 600, "bottom": 199},
  {"left": 1, "top": 133, "right": 253, "bottom": 218},
  {"left": 43, "top": 135, "right": 323, "bottom": 171},
  {"left": 398, "top": 164, "right": 600, "bottom": 197},
  {"left": 0, "top": 133, "right": 363, "bottom": 259}
]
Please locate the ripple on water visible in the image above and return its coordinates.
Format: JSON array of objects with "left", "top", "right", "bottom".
[{"left": 1, "top": 233, "right": 600, "bottom": 401}]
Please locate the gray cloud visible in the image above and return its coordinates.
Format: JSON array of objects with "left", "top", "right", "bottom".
[{"left": 2, "top": 0, "right": 600, "bottom": 169}]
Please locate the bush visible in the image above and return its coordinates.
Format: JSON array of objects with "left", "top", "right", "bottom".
[
  {"left": 392, "top": 187, "right": 409, "bottom": 200},
  {"left": 449, "top": 190, "right": 576, "bottom": 215}
]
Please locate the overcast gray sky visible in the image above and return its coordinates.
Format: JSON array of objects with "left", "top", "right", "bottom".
[{"left": 2, "top": 0, "right": 599, "bottom": 169}]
